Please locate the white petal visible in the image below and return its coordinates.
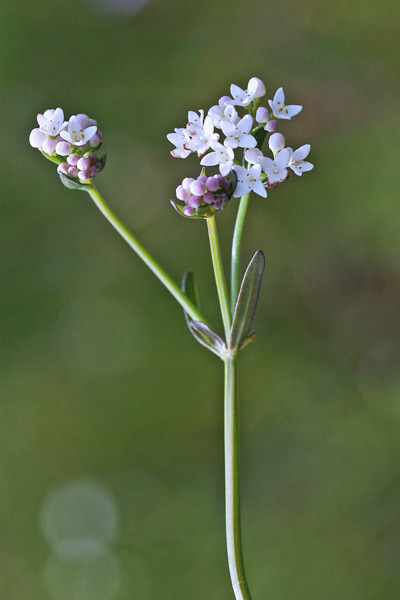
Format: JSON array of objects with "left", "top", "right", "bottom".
[
  {"left": 249, "top": 164, "right": 262, "bottom": 179},
  {"left": 233, "top": 181, "right": 252, "bottom": 198},
  {"left": 237, "top": 114, "right": 253, "bottom": 134},
  {"left": 286, "top": 105, "right": 302, "bottom": 118},
  {"left": 301, "top": 161, "right": 313, "bottom": 172},
  {"left": 200, "top": 152, "right": 219, "bottom": 166},
  {"left": 60, "top": 130, "right": 72, "bottom": 143},
  {"left": 37, "top": 114, "right": 48, "bottom": 129},
  {"left": 221, "top": 120, "right": 236, "bottom": 137},
  {"left": 275, "top": 149, "right": 290, "bottom": 169},
  {"left": 273, "top": 87, "right": 285, "bottom": 105},
  {"left": 239, "top": 134, "right": 257, "bottom": 149},
  {"left": 292, "top": 144, "right": 310, "bottom": 161},
  {"left": 245, "top": 148, "right": 263, "bottom": 164},
  {"left": 233, "top": 165, "right": 248, "bottom": 179},
  {"left": 259, "top": 157, "right": 274, "bottom": 174},
  {"left": 247, "top": 77, "right": 266, "bottom": 98},
  {"left": 252, "top": 179, "right": 267, "bottom": 198},
  {"left": 219, "top": 162, "right": 232, "bottom": 177}
]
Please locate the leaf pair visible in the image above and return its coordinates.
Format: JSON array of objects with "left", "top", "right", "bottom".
[{"left": 182, "top": 250, "right": 265, "bottom": 357}]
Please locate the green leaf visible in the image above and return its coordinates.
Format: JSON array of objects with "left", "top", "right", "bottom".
[
  {"left": 254, "top": 127, "right": 267, "bottom": 150},
  {"left": 181, "top": 270, "right": 201, "bottom": 327},
  {"left": 229, "top": 250, "right": 265, "bottom": 351},
  {"left": 188, "top": 320, "right": 226, "bottom": 357},
  {"left": 59, "top": 173, "right": 93, "bottom": 192}
]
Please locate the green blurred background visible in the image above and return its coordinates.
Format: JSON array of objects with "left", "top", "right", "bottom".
[{"left": 1, "top": 0, "right": 400, "bottom": 598}]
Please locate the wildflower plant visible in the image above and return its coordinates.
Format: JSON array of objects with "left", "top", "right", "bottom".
[{"left": 30, "top": 76, "right": 313, "bottom": 600}]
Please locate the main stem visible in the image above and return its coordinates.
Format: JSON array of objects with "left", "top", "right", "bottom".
[
  {"left": 206, "top": 215, "right": 232, "bottom": 340},
  {"left": 224, "top": 356, "right": 253, "bottom": 600},
  {"left": 87, "top": 185, "right": 208, "bottom": 324},
  {"left": 231, "top": 193, "right": 251, "bottom": 315}
]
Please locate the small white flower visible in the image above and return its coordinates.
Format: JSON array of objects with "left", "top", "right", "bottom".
[
  {"left": 167, "top": 127, "right": 191, "bottom": 158},
  {"left": 185, "top": 115, "right": 219, "bottom": 156},
  {"left": 200, "top": 141, "right": 235, "bottom": 176},
  {"left": 222, "top": 115, "right": 256, "bottom": 150},
  {"left": 268, "top": 88, "right": 302, "bottom": 120},
  {"left": 208, "top": 103, "right": 238, "bottom": 129},
  {"left": 229, "top": 83, "right": 253, "bottom": 107},
  {"left": 259, "top": 148, "right": 291, "bottom": 187},
  {"left": 232, "top": 164, "right": 267, "bottom": 198},
  {"left": 60, "top": 117, "right": 97, "bottom": 146},
  {"left": 37, "top": 108, "right": 67, "bottom": 136},
  {"left": 287, "top": 144, "right": 313, "bottom": 176}
]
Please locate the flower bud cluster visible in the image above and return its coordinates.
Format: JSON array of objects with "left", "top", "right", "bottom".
[
  {"left": 29, "top": 108, "right": 105, "bottom": 183},
  {"left": 174, "top": 173, "right": 235, "bottom": 217},
  {"left": 167, "top": 76, "right": 313, "bottom": 214}
]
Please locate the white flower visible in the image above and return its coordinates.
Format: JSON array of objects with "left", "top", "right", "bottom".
[
  {"left": 185, "top": 115, "right": 219, "bottom": 156},
  {"left": 268, "top": 88, "right": 302, "bottom": 120},
  {"left": 222, "top": 115, "right": 256, "bottom": 150},
  {"left": 37, "top": 108, "right": 67, "bottom": 136},
  {"left": 60, "top": 116, "right": 97, "bottom": 146},
  {"left": 259, "top": 148, "right": 291, "bottom": 186},
  {"left": 232, "top": 164, "right": 267, "bottom": 198},
  {"left": 167, "top": 127, "right": 191, "bottom": 158},
  {"left": 229, "top": 84, "right": 253, "bottom": 107},
  {"left": 200, "top": 141, "right": 234, "bottom": 177},
  {"left": 287, "top": 144, "right": 313, "bottom": 176},
  {"left": 208, "top": 103, "right": 238, "bottom": 129}
]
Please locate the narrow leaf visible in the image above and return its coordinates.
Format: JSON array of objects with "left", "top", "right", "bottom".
[
  {"left": 229, "top": 250, "right": 265, "bottom": 351},
  {"left": 188, "top": 321, "right": 226, "bottom": 357}
]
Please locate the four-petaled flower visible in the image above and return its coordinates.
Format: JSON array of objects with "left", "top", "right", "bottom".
[
  {"left": 60, "top": 116, "right": 97, "bottom": 146},
  {"left": 233, "top": 165, "right": 267, "bottom": 198},
  {"left": 167, "top": 128, "right": 192, "bottom": 158},
  {"left": 186, "top": 115, "right": 219, "bottom": 156},
  {"left": 200, "top": 141, "right": 235, "bottom": 176},
  {"left": 259, "top": 149, "right": 291, "bottom": 187},
  {"left": 222, "top": 115, "right": 256, "bottom": 150},
  {"left": 208, "top": 103, "right": 239, "bottom": 129},
  {"left": 268, "top": 88, "right": 302, "bottom": 120},
  {"left": 287, "top": 144, "right": 314, "bottom": 176},
  {"left": 37, "top": 108, "right": 67, "bottom": 136}
]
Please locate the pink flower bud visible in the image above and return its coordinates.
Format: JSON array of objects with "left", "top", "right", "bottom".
[
  {"left": 56, "top": 141, "right": 72, "bottom": 156},
  {"left": 265, "top": 120, "right": 277, "bottom": 132},
  {"left": 75, "top": 114, "right": 90, "bottom": 128},
  {"left": 78, "top": 170, "right": 91, "bottom": 181},
  {"left": 176, "top": 185, "right": 190, "bottom": 202},
  {"left": 89, "top": 134, "right": 100, "bottom": 148},
  {"left": 94, "top": 161, "right": 102, "bottom": 171},
  {"left": 183, "top": 205, "right": 195, "bottom": 216},
  {"left": 42, "top": 138, "right": 57, "bottom": 154},
  {"left": 67, "top": 166, "right": 78, "bottom": 178},
  {"left": 67, "top": 154, "right": 79, "bottom": 166},
  {"left": 203, "top": 192, "right": 214, "bottom": 204},
  {"left": 77, "top": 157, "right": 91, "bottom": 171},
  {"left": 189, "top": 179, "right": 207, "bottom": 196},
  {"left": 206, "top": 177, "right": 219, "bottom": 192},
  {"left": 89, "top": 166, "right": 99, "bottom": 177},
  {"left": 182, "top": 177, "right": 194, "bottom": 190},
  {"left": 198, "top": 175, "right": 208, "bottom": 183},
  {"left": 97, "top": 131, "right": 103, "bottom": 141},
  {"left": 256, "top": 107, "right": 269, "bottom": 124},
  {"left": 29, "top": 128, "right": 46, "bottom": 149},
  {"left": 188, "top": 195, "right": 203, "bottom": 209},
  {"left": 88, "top": 153, "right": 98, "bottom": 164},
  {"left": 268, "top": 133, "right": 285, "bottom": 154},
  {"left": 222, "top": 178, "right": 230, "bottom": 190},
  {"left": 57, "top": 163, "right": 69, "bottom": 175}
]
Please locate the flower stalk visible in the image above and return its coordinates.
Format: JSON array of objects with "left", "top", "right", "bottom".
[{"left": 87, "top": 185, "right": 208, "bottom": 324}]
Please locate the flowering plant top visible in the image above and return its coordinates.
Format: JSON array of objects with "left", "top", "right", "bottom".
[{"left": 167, "top": 76, "right": 313, "bottom": 218}]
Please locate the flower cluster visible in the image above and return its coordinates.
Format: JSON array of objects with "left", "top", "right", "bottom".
[
  {"left": 29, "top": 109, "right": 106, "bottom": 183},
  {"left": 167, "top": 77, "right": 313, "bottom": 217},
  {"left": 172, "top": 173, "right": 236, "bottom": 217}
]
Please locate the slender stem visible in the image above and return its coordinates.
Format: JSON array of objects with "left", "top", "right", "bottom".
[
  {"left": 87, "top": 185, "right": 208, "bottom": 324},
  {"left": 224, "top": 356, "right": 252, "bottom": 600},
  {"left": 206, "top": 215, "right": 231, "bottom": 340},
  {"left": 231, "top": 193, "right": 251, "bottom": 314}
]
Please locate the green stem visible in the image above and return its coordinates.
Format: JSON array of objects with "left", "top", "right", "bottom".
[
  {"left": 231, "top": 193, "right": 251, "bottom": 314},
  {"left": 87, "top": 185, "right": 208, "bottom": 324},
  {"left": 206, "top": 215, "right": 231, "bottom": 340},
  {"left": 224, "top": 356, "right": 253, "bottom": 600}
]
